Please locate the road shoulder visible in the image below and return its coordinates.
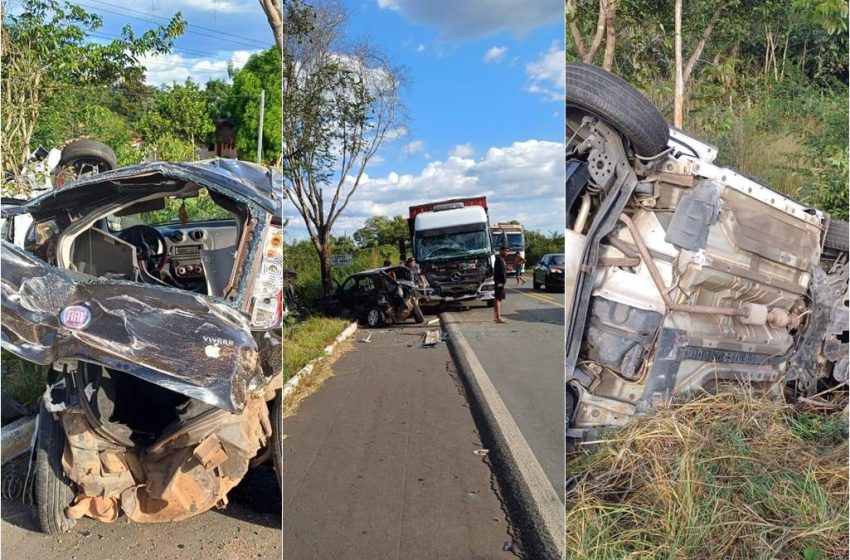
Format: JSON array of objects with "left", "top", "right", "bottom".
[{"left": 441, "top": 312, "right": 565, "bottom": 560}]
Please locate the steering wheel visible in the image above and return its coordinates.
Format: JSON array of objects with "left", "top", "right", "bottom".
[{"left": 119, "top": 225, "right": 168, "bottom": 274}]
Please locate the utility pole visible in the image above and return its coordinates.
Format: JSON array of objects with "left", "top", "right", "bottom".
[{"left": 256, "top": 89, "right": 265, "bottom": 164}]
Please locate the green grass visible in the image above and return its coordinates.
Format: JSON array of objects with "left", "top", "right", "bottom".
[
  {"left": 284, "top": 316, "right": 350, "bottom": 382},
  {"left": 1, "top": 350, "right": 47, "bottom": 405},
  {"left": 566, "top": 389, "right": 849, "bottom": 560}
]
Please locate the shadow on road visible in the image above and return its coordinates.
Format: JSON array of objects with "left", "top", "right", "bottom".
[{"left": 502, "top": 305, "right": 563, "bottom": 325}]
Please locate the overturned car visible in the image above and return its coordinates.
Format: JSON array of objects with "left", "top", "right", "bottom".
[
  {"left": 566, "top": 63, "right": 848, "bottom": 444},
  {"left": 1, "top": 159, "right": 283, "bottom": 532}
]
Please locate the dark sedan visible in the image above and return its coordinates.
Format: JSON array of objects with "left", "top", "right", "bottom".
[{"left": 533, "top": 253, "right": 565, "bottom": 291}]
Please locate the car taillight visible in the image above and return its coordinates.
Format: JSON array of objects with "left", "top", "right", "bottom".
[{"left": 250, "top": 225, "right": 284, "bottom": 329}]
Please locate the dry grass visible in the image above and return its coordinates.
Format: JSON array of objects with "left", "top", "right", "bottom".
[
  {"left": 565, "top": 388, "right": 849, "bottom": 560},
  {"left": 283, "top": 338, "right": 352, "bottom": 418}
]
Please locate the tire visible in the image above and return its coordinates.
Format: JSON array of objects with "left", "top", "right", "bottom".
[
  {"left": 365, "top": 307, "right": 384, "bottom": 328},
  {"left": 533, "top": 279, "right": 541, "bottom": 290},
  {"left": 271, "top": 390, "right": 282, "bottom": 490},
  {"left": 58, "top": 140, "right": 118, "bottom": 178},
  {"left": 825, "top": 218, "right": 849, "bottom": 252},
  {"left": 566, "top": 62, "right": 670, "bottom": 156},
  {"left": 33, "top": 403, "right": 76, "bottom": 534},
  {"left": 486, "top": 300, "right": 495, "bottom": 308},
  {"left": 412, "top": 302, "right": 425, "bottom": 323}
]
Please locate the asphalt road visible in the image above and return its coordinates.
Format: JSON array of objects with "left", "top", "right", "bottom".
[
  {"left": 0, "top": 461, "right": 281, "bottom": 560},
  {"left": 445, "top": 280, "right": 565, "bottom": 499},
  {"left": 282, "top": 324, "right": 517, "bottom": 560}
]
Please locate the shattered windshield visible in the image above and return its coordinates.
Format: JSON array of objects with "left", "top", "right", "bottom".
[{"left": 416, "top": 225, "right": 491, "bottom": 260}]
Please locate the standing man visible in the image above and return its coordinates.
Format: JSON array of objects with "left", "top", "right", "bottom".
[
  {"left": 514, "top": 253, "right": 527, "bottom": 285},
  {"left": 493, "top": 245, "right": 508, "bottom": 323}
]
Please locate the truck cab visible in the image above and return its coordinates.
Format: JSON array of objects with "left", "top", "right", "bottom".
[
  {"left": 491, "top": 223, "right": 526, "bottom": 276},
  {"left": 409, "top": 197, "right": 495, "bottom": 305}
]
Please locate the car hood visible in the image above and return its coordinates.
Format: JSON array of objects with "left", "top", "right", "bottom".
[
  {"left": 0, "top": 240, "right": 266, "bottom": 413},
  {"left": 1, "top": 159, "right": 282, "bottom": 219}
]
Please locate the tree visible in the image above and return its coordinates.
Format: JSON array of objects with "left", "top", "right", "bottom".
[
  {"left": 1, "top": 0, "right": 184, "bottom": 176},
  {"left": 259, "top": 0, "right": 283, "bottom": 53},
  {"left": 226, "top": 48, "right": 282, "bottom": 164},
  {"left": 283, "top": 0, "right": 405, "bottom": 301},
  {"left": 137, "top": 78, "right": 213, "bottom": 148},
  {"left": 353, "top": 215, "right": 408, "bottom": 248}
]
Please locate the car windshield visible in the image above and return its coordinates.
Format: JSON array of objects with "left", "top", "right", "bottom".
[
  {"left": 549, "top": 255, "right": 565, "bottom": 266},
  {"left": 107, "top": 190, "right": 232, "bottom": 232},
  {"left": 416, "top": 226, "right": 490, "bottom": 260}
]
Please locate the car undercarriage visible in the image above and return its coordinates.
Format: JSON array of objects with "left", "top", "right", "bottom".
[{"left": 566, "top": 63, "right": 848, "bottom": 444}]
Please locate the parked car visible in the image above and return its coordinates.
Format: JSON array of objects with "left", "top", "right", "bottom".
[
  {"left": 565, "top": 63, "right": 848, "bottom": 445},
  {"left": 1, "top": 159, "right": 283, "bottom": 532},
  {"left": 328, "top": 266, "right": 425, "bottom": 327},
  {"left": 533, "top": 253, "right": 565, "bottom": 291}
]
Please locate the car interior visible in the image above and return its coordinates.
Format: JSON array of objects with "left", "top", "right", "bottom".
[{"left": 23, "top": 183, "right": 251, "bottom": 297}]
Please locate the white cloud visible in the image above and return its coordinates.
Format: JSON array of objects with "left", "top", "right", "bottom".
[
  {"left": 402, "top": 140, "right": 426, "bottom": 157},
  {"left": 167, "top": 0, "right": 252, "bottom": 13},
  {"left": 376, "top": 0, "right": 561, "bottom": 38},
  {"left": 483, "top": 46, "right": 508, "bottom": 64},
  {"left": 449, "top": 143, "right": 475, "bottom": 158},
  {"left": 285, "top": 139, "right": 565, "bottom": 239},
  {"left": 416, "top": 43, "right": 427, "bottom": 53},
  {"left": 526, "top": 42, "right": 565, "bottom": 101},
  {"left": 140, "top": 50, "right": 257, "bottom": 86}
]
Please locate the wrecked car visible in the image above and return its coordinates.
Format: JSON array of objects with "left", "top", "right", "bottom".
[
  {"left": 565, "top": 63, "right": 848, "bottom": 445},
  {"left": 328, "top": 266, "right": 425, "bottom": 328},
  {"left": 1, "top": 159, "right": 283, "bottom": 532}
]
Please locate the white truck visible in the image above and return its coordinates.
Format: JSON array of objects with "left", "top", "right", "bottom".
[
  {"left": 408, "top": 196, "right": 495, "bottom": 306},
  {"left": 490, "top": 222, "right": 526, "bottom": 276}
]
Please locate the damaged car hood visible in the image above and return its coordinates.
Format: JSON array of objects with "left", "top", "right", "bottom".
[{"left": 1, "top": 241, "right": 265, "bottom": 413}]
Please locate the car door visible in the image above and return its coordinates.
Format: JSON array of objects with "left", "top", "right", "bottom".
[{"left": 535, "top": 255, "right": 548, "bottom": 283}]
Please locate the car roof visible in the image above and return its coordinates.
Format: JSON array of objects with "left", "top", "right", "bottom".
[{"left": 15, "top": 159, "right": 281, "bottom": 217}]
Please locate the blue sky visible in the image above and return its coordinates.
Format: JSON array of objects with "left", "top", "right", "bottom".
[
  {"left": 286, "top": 0, "right": 566, "bottom": 240},
  {"left": 36, "top": 0, "right": 276, "bottom": 86}
]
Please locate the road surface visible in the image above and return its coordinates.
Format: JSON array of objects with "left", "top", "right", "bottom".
[
  {"left": 0, "top": 462, "right": 281, "bottom": 560},
  {"left": 445, "top": 281, "right": 565, "bottom": 498},
  {"left": 282, "top": 324, "right": 517, "bottom": 560}
]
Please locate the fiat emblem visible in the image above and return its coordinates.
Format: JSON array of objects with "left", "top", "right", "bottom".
[{"left": 60, "top": 305, "right": 91, "bottom": 330}]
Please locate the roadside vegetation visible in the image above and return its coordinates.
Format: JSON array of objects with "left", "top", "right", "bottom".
[
  {"left": 568, "top": 0, "right": 848, "bottom": 219},
  {"left": 283, "top": 316, "right": 350, "bottom": 382},
  {"left": 1, "top": 351, "right": 47, "bottom": 405},
  {"left": 565, "top": 388, "right": 849, "bottom": 559}
]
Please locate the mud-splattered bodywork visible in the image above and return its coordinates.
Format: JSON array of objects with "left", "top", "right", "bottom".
[
  {"left": 1, "top": 160, "right": 282, "bottom": 524},
  {"left": 566, "top": 115, "right": 848, "bottom": 443}
]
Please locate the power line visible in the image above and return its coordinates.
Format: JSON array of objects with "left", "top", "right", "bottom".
[
  {"left": 75, "top": 0, "right": 271, "bottom": 51},
  {"left": 79, "top": 0, "right": 272, "bottom": 48},
  {"left": 86, "top": 31, "right": 242, "bottom": 62}
]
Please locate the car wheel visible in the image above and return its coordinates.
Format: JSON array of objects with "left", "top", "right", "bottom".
[
  {"left": 412, "top": 302, "right": 425, "bottom": 323},
  {"left": 533, "top": 278, "right": 541, "bottom": 290},
  {"left": 486, "top": 300, "right": 495, "bottom": 308},
  {"left": 566, "top": 62, "right": 670, "bottom": 156},
  {"left": 365, "top": 307, "right": 384, "bottom": 328},
  {"left": 57, "top": 140, "right": 117, "bottom": 183},
  {"left": 33, "top": 403, "right": 76, "bottom": 534},
  {"left": 271, "top": 390, "right": 282, "bottom": 490}
]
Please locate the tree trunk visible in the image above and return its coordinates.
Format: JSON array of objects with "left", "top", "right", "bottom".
[
  {"left": 602, "top": 0, "right": 617, "bottom": 70},
  {"left": 674, "top": 0, "right": 684, "bottom": 127},
  {"left": 566, "top": 0, "right": 589, "bottom": 60},
  {"left": 683, "top": 0, "right": 728, "bottom": 86},
  {"left": 259, "top": 0, "right": 283, "bottom": 53},
  {"left": 584, "top": 0, "right": 608, "bottom": 63},
  {"left": 319, "top": 241, "right": 333, "bottom": 305}
]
